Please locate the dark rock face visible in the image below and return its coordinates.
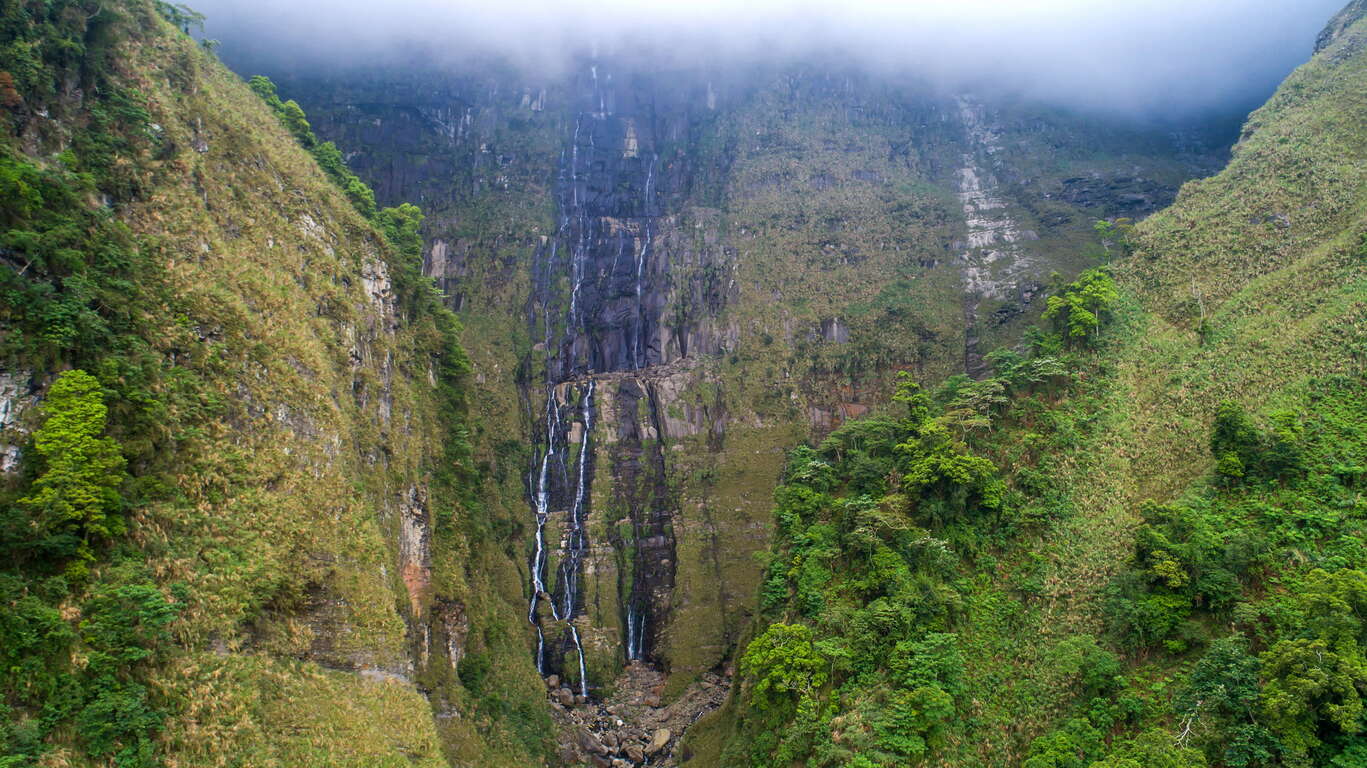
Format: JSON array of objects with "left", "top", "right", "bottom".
[
  {"left": 537, "top": 64, "right": 732, "bottom": 380},
  {"left": 1319, "top": 0, "right": 1367, "bottom": 52},
  {"left": 522, "top": 60, "right": 737, "bottom": 676},
  {"left": 607, "top": 377, "right": 676, "bottom": 662},
  {"left": 1053, "top": 174, "right": 1177, "bottom": 218}
]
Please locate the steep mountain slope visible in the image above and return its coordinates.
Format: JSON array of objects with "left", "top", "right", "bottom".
[
  {"left": 0, "top": 3, "right": 544, "bottom": 766},
  {"left": 703, "top": 6, "right": 1367, "bottom": 767},
  {"left": 4, "top": 2, "right": 1354, "bottom": 767}
]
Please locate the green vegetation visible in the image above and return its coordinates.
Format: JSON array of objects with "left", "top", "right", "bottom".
[
  {"left": 1, "top": 562, "right": 182, "bottom": 768},
  {"left": 249, "top": 75, "right": 379, "bottom": 218},
  {"left": 724, "top": 276, "right": 1116, "bottom": 765},
  {"left": 1, "top": 0, "right": 1363, "bottom": 765},
  {"left": 11, "top": 370, "right": 128, "bottom": 575},
  {"left": 725, "top": 232, "right": 1364, "bottom": 768},
  {"left": 1101, "top": 378, "right": 1367, "bottom": 766},
  {"left": 718, "top": 7, "right": 1367, "bottom": 766},
  {"left": 1042, "top": 267, "right": 1120, "bottom": 346},
  {"left": 0, "top": 2, "right": 545, "bottom": 766}
]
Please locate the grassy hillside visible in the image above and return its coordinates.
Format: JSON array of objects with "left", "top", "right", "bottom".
[
  {"left": 0, "top": 2, "right": 546, "bottom": 766},
  {"left": 703, "top": 6, "right": 1366, "bottom": 767}
]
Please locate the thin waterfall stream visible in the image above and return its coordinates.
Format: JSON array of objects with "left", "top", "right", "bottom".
[{"left": 523, "top": 57, "right": 669, "bottom": 699}]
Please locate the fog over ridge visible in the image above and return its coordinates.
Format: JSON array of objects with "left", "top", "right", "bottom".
[{"left": 196, "top": 0, "right": 1348, "bottom": 119}]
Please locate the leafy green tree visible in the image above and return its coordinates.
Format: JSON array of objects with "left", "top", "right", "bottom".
[
  {"left": 741, "top": 623, "right": 828, "bottom": 716},
  {"left": 892, "top": 371, "right": 934, "bottom": 424},
  {"left": 1212, "top": 402, "right": 1261, "bottom": 485},
  {"left": 1089, "top": 729, "right": 1206, "bottom": 768},
  {"left": 1261, "top": 570, "right": 1367, "bottom": 766},
  {"left": 344, "top": 177, "right": 377, "bottom": 218},
  {"left": 1180, "top": 635, "right": 1277, "bottom": 768},
  {"left": 1264, "top": 410, "right": 1306, "bottom": 480},
  {"left": 1093, "top": 218, "right": 1136, "bottom": 259},
  {"left": 1210, "top": 403, "right": 1305, "bottom": 486},
  {"left": 277, "top": 99, "right": 315, "bottom": 147},
  {"left": 870, "top": 685, "right": 955, "bottom": 760},
  {"left": 1024, "top": 715, "right": 1108, "bottom": 768},
  {"left": 897, "top": 420, "right": 1002, "bottom": 527},
  {"left": 376, "top": 202, "right": 425, "bottom": 266},
  {"left": 890, "top": 632, "right": 965, "bottom": 697},
  {"left": 1107, "top": 500, "right": 1252, "bottom": 651},
  {"left": 1261, "top": 638, "right": 1367, "bottom": 764},
  {"left": 17, "top": 370, "right": 127, "bottom": 569},
  {"left": 75, "top": 578, "right": 180, "bottom": 766},
  {"left": 1042, "top": 267, "right": 1119, "bottom": 346},
  {"left": 1052, "top": 635, "right": 1123, "bottom": 698},
  {"left": 0, "top": 574, "right": 75, "bottom": 700},
  {"left": 1332, "top": 744, "right": 1367, "bottom": 768}
]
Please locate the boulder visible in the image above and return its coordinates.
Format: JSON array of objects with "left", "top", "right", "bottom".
[
  {"left": 624, "top": 744, "right": 645, "bottom": 763},
  {"left": 646, "top": 728, "right": 671, "bottom": 755},
  {"left": 554, "top": 688, "right": 575, "bottom": 707},
  {"left": 579, "top": 731, "right": 606, "bottom": 755},
  {"left": 545, "top": 674, "right": 560, "bottom": 689}
]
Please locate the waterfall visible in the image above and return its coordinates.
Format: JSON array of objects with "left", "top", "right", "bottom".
[
  {"left": 625, "top": 604, "right": 646, "bottom": 661},
  {"left": 525, "top": 381, "right": 595, "bottom": 690},
  {"left": 558, "top": 381, "right": 594, "bottom": 619},
  {"left": 633, "top": 155, "right": 658, "bottom": 370},
  {"left": 526, "top": 394, "right": 557, "bottom": 673},
  {"left": 524, "top": 60, "right": 669, "bottom": 695},
  {"left": 633, "top": 221, "right": 651, "bottom": 370}
]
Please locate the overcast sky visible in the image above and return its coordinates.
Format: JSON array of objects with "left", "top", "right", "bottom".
[{"left": 196, "top": 0, "right": 1347, "bottom": 118}]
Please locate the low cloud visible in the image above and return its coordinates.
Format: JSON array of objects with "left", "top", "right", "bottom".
[{"left": 195, "top": 0, "right": 1347, "bottom": 118}]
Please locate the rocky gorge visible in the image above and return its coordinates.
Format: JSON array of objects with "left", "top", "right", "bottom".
[
  {"left": 213, "top": 50, "right": 1237, "bottom": 761},
  {"left": 11, "top": 1, "right": 1352, "bottom": 764}
]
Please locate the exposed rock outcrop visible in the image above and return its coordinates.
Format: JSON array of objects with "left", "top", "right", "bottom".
[{"left": 1318, "top": 0, "right": 1367, "bottom": 52}]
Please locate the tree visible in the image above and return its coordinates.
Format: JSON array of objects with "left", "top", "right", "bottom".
[
  {"left": 1212, "top": 402, "right": 1260, "bottom": 485},
  {"left": 18, "top": 370, "right": 127, "bottom": 569},
  {"left": 1261, "top": 570, "right": 1367, "bottom": 765},
  {"left": 278, "top": 100, "right": 315, "bottom": 147},
  {"left": 1089, "top": 729, "right": 1206, "bottom": 768},
  {"left": 896, "top": 421, "right": 1002, "bottom": 527},
  {"left": 1093, "top": 218, "right": 1135, "bottom": 259},
  {"left": 871, "top": 685, "right": 955, "bottom": 760},
  {"left": 153, "top": 2, "right": 205, "bottom": 34},
  {"left": 1042, "top": 267, "right": 1119, "bottom": 346},
  {"left": 75, "top": 577, "right": 180, "bottom": 766},
  {"left": 741, "top": 623, "right": 828, "bottom": 715},
  {"left": 891, "top": 632, "right": 965, "bottom": 695},
  {"left": 1181, "top": 635, "right": 1276, "bottom": 768}
]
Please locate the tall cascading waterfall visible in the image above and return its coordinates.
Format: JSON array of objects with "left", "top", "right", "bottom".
[{"left": 523, "top": 58, "right": 671, "bottom": 694}]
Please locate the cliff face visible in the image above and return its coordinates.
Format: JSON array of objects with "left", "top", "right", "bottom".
[{"left": 250, "top": 55, "right": 1230, "bottom": 729}]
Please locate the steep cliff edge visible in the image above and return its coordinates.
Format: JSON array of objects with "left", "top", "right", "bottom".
[{"left": 0, "top": 3, "right": 543, "bottom": 766}]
